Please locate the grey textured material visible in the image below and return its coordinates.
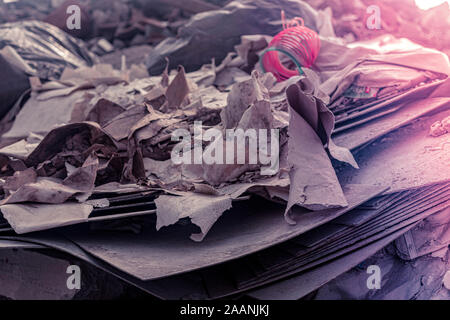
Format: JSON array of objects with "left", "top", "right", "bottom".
[
  {"left": 337, "top": 109, "right": 450, "bottom": 194},
  {"left": 66, "top": 184, "right": 385, "bottom": 280},
  {"left": 247, "top": 224, "right": 417, "bottom": 300}
]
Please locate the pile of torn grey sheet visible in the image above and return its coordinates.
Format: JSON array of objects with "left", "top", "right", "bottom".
[{"left": 0, "top": 0, "right": 449, "bottom": 300}]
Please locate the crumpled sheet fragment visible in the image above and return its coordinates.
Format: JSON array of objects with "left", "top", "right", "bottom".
[
  {"left": 1, "top": 154, "right": 98, "bottom": 205},
  {"left": 155, "top": 192, "right": 232, "bottom": 242},
  {"left": 429, "top": 115, "right": 450, "bottom": 137},
  {"left": 1, "top": 202, "right": 93, "bottom": 234},
  {"left": 154, "top": 175, "right": 290, "bottom": 241},
  {"left": 202, "top": 71, "right": 277, "bottom": 185}
]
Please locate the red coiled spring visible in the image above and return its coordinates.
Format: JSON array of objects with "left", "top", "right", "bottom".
[{"left": 261, "top": 11, "right": 320, "bottom": 81}]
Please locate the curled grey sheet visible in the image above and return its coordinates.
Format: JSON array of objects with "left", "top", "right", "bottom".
[
  {"left": 286, "top": 80, "right": 358, "bottom": 168},
  {"left": 285, "top": 103, "right": 347, "bottom": 222}
]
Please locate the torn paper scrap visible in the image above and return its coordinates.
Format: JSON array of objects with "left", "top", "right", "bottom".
[
  {"left": 155, "top": 192, "right": 232, "bottom": 242},
  {"left": 1, "top": 202, "right": 93, "bottom": 234}
]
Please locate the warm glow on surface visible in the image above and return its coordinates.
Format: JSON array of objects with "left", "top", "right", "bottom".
[{"left": 415, "top": 0, "right": 450, "bottom": 10}]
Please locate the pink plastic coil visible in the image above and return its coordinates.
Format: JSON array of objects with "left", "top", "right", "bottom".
[{"left": 261, "top": 11, "right": 320, "bottom": 81}]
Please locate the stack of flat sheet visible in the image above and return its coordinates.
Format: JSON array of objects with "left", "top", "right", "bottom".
[{"left": 1, "top": 31, "right": 449, "bottom": 301}]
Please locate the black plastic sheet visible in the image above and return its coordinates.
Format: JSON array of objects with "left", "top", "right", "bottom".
[
  {"left": 0, "top": 20, "right": 97, "bottom": 79},
  {"left": 146, "top": 0, "right": 321, "bottom": 74},
  {"left": 0, "top": 55, "right": 30, "bottom": 119}
]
